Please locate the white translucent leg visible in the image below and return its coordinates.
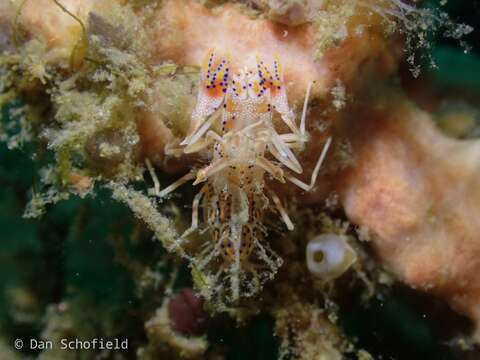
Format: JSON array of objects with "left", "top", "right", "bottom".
[
  {"left": 157, "top": 171, "right": 196, "bottom": 198},
  {"left": 167, "top": 186, "right": 207, "bottom": 257},
  {"left": 164, "top": 144, "right": 185, "bottom": 157},
  {"left": 230, "top": 237, "right": 241, "bottom": 301},
  {"left": 300, "top": 81, "right": 312, "bottom": 137},
  {"left": 268, "top": 133, "right": 303, "bottom": 174},
  {"left": 245, "top": 264, "right": 261, "bottom": 296},
  {"left": 270, "top": 82, "right": 310, "bottom": 155},
  {"left": 279, "top": 133, "right": 305, "bottom": 144},
  {"left": 180, "top": 186, "right": 207, "bottom": 238},
  {"left": 254, "top": 239, "right": 281, "bottom": 273},
  {"left": 197, "top": 235, "right": 224, "bottom": 270},
  {"left": 274, "top": 80, "right": 312, "bottom": 151},
  {"left": 208, "top": 267, "right": 224, "bottom": 296},
  {"left": 180, "top": 113, "right": 216, "bottom": 147},
  {"left": 197, "top": 242, "right": 215, "bottom": 261},
  {"left": 268, "top": 189, "right": 294, "bottom": 231},
  {"left": 184, "top": 130, "right": 225, "bottom": 154},
  {"left": 237, "top": 118, "right": 265, "bottom": 136},
  {"left": 145, "top": 158, "right": 160, "bottom": 196},
  {"left": 207, "top": 130, "right": 226, "bottom": 143},
  {"left": 277, "top": 141, "right": 304, "bottom": 151},
  {"left": 285, "top": 137, "right": 332, "bottom": 191},
  {"left": 256, "top": 157, "right": 285, "bottom": 183},
  {"left": 167, "top": 235, "right": 191, "bottom": 259},
  {"left": 280, "top": 112, "right": 301, "bottom": 135},
  {"left": 193, "top": 158, "right": 232, "bottom": 185},
  {"left": 250, "top": 128, "right": 272, "bottom": 144}
]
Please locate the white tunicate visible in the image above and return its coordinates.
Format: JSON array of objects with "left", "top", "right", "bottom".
[{"left": 306, "top": 234, "right": 357, "bottom": 280}]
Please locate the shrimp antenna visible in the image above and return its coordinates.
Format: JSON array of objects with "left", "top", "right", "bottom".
[{"left": 300, "top": 81, "right": 312, "bottom": 137}]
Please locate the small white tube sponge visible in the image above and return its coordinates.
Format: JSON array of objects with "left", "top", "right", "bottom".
[{"left": 306, "top": 234, "right": 357, "bottom": 280}]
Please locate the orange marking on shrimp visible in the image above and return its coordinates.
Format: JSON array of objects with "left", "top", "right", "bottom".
[
  {"left": 225, "top": 98, "right": 236, "bottom": 112},
  {"left": 203, "top": 49, "right": 229, "bottom": 98}
]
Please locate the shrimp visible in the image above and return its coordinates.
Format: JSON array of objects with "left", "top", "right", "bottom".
[{"left": 155, "top": 50, "right": 332, "bottom": 302}]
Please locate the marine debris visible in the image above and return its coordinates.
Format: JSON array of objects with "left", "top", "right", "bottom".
[{"left": 306, "top": 233, "right": 357, "bottom": 281}]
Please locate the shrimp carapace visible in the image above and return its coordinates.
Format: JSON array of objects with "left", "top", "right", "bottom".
[{"left": 155, "top": 50, "right": 332, "bottom": 302}]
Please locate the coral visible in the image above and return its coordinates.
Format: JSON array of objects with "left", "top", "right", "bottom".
[
  {"left": 150, "top": 0, "right": 400, "bottom": 106},
  {"left": 0, "top": 0, "right": 408, "bottom": 167},
  {"left": 0, "top": 1, "right": 161, "bottom": 214},
  {"left": 435, "top": 100, "right": 480, "bottom": 139},
  {"left": 273, "top": 299, "right": 347, "bottom": 360},
  {"left": 337, "top": 92, "right": 480, "bottom": 337},
  {"left": 10, "top": 0, "right": 95, "bottom": 49},
  {"left": 250, "top": 0, "right": 325, "bottom": 26}
]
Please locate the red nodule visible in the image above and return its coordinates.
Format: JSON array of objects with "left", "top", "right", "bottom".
[{"left": 168, "top": 288, "right": 207, "bottom": 335}]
